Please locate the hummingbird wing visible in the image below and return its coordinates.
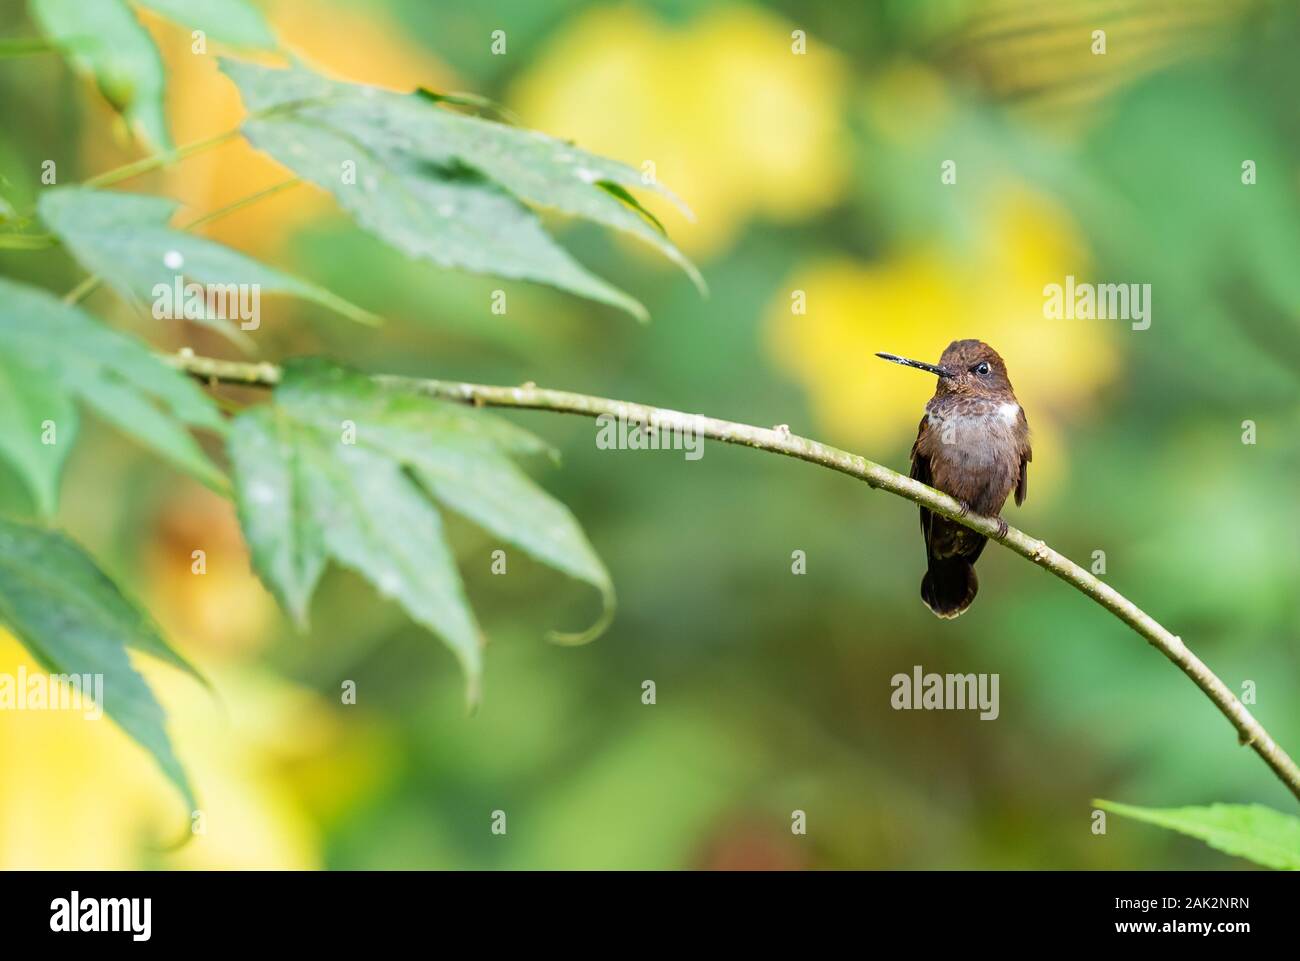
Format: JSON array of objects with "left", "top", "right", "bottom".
[
  {"left": 1015, "top": 450, "right": 1030, "bottom": 505},
  {"left": 1014, "top": 410, "right": 1031, "bottom": 506},
  {"left": 909, "top": 415, "right": 933, "bottom": 539}
]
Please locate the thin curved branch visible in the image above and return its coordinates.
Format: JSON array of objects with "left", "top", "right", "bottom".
[{"left": 166, "top": 349, "right": 1300, "bottom": 804}]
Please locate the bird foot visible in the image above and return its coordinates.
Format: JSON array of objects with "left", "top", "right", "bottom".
[{"left": 993, "top": 516, "right": 1009, "bottom": 538}]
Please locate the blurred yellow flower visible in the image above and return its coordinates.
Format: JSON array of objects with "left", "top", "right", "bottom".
[
  {"left": 145, "top": 489, "right": 278, "bottom": 663},
  {"left": 0, "top": 630, "right": 382, "bottom": 869},
  {"left": 510, "top": 4, "right": 850, "bottom": 256},
  {"left": 764, "top": 184, "right": 1118, "bottom": 497}
]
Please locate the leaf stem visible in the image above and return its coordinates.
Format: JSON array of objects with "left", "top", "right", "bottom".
[
  {"left": 0, "top": 38, "right": 55, "bottom": 58},
  {"left": 0, "top": 233, "right": 57, "bottom": 250},
  {"left": 82, "top": 128, "right": 243, "bottom": 189},
  {"left": 164, "top": 349, "right": 1300, "bottom": 805},
  {"left": 62, "top": 274, "right": 99, "bottom": 305},
  {"left": 181, "top": 177, "right": 302, "bottom": 231}
]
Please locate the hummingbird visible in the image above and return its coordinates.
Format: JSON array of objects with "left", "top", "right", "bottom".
[{"left": 876, "top": 340, "right": 1031, "bottom": 619}]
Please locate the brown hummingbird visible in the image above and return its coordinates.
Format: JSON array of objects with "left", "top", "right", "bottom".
[{"left": 876, "top": 340, "right": 1031, "bottom": 618}]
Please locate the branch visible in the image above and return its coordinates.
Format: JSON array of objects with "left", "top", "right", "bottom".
[{"left": 167, "top": 349, "right": 1300, "bottom": 804}]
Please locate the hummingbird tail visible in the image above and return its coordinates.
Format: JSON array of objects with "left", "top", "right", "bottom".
[{"left": 921, "top": 557, "right": 978, "bottom": 619}]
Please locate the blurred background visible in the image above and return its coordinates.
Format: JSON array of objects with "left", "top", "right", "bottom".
[{"left": 0, "top": 0, "right": 1297, "bottom": 868}]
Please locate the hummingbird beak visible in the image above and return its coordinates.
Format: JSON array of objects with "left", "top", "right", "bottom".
[{"left": 875, "top": 352, "right": 952, "bottom": 378}]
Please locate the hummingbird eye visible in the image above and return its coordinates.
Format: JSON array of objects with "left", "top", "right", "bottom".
[{"left": 972, "top": 362, "right": 990, "bottom": 376}]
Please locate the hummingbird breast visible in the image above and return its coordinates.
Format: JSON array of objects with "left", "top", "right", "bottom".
[{"left": 920, "top": 396, "right": 1024, "bottom": 516}]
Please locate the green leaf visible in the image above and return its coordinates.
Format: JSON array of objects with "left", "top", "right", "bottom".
[
  {"left": 28, "top": 0, "right": 170, "bottom": 149},
  {"left": 222, "top": 59, "right": 702, "bottom": 319},
  {"left": 0, "top": 354, "right": 79, "bottom": 516},
  {"left": 316, "top": 90, "right": 705, "bottom": 293},
  {"left": 133, "top": 0, "right": 277, "bottom": 51},
  {"left": 0, "top": 517, "right": 198, "bottom": 810},
  {"left": 0, "top": 277, "right": 227, "bottom": 497},
  {"left": 38, "top": 187, "right": 376, "bottom": 345},
  {"left": 415, "top": 87, "right": 521, "bottom": 125},
  {"left": 1096, "top": 799, "right": 1300, "bottom": 870},
  {"left": 415, "top": 449, "right": 614, "bottom": 645},
  {"left": 228, "top": 361, "right": 616, "bottom": 701},
  {"left": 239, "top": 114, "right": 648, "bottom": 321},
  {"left": 230, "top": 399, "right": 483, "bottom": 700},
  {"left": 301, "top": 438, "right": 483, "bottom": 686},
  {"left": 225, "top": 405, "right": 325, "bottom": 628}
]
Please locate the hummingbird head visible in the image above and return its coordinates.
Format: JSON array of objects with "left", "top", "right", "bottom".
[{"left": 875, "top": 339, "right": 1014, "bottom": 399}]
